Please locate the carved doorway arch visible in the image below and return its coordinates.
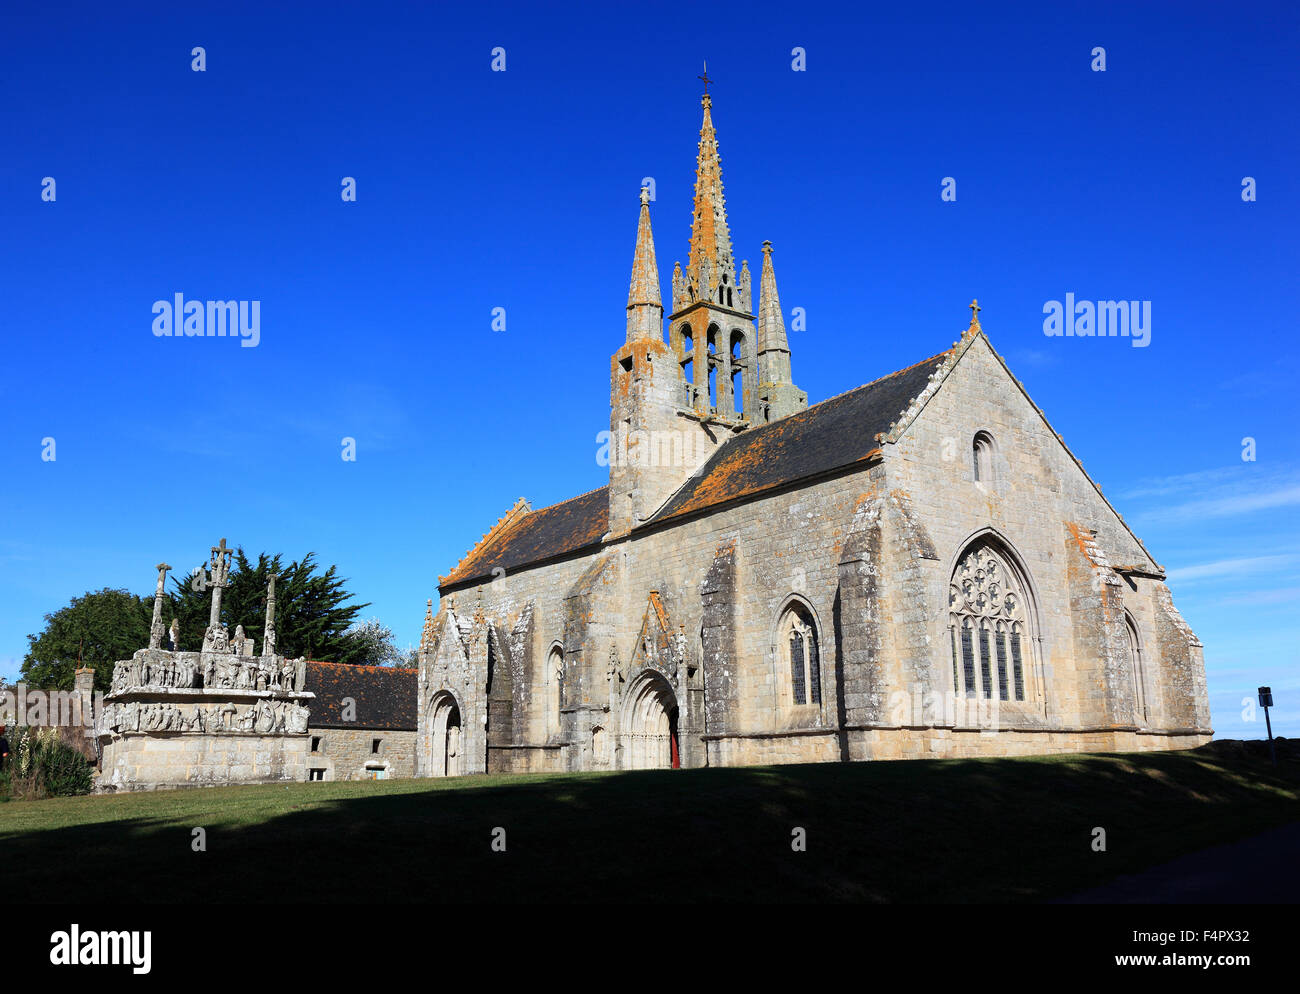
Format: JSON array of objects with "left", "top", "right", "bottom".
[
  {"left": 622, "top": 670, "right": 679, "bottom": 770},
  {"left": 428, "top": 692, "right": 462, "bottom": 777}
]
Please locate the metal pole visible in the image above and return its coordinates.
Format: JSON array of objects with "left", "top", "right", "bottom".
[{"left": 1264, "top": 705, "right": 1277, "bottom": 767}]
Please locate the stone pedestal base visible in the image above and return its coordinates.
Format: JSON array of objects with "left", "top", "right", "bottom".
[{"left": 99, "top": 733, "right": 310, "bottom": 791}]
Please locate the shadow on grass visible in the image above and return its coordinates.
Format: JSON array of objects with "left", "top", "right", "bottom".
[{"left": 5, "top": 743, "right": 1298, "bottom": 903}]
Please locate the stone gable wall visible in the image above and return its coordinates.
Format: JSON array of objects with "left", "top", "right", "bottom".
[{"left": 884, "top": 333, "right": 1210, "bottom": 740}]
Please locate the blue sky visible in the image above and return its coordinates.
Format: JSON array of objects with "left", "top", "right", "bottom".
[{"left": 1, "top": 1, "right": 1296, "bottom": 740}]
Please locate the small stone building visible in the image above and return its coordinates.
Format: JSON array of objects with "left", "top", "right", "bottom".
[
  {"left": 416, "top": 87, "right": 1212, "bottom": 778},
  {"left": 305, "top": 662, "right": 417, "bottom": 781}
]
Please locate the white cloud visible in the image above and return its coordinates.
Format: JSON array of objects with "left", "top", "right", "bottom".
[
  {"left": 1123, "top": 464, "right": 1300, "bottom": 526},
  {"left": 1166, "top": 553, "right": 1299, "bottom": 584}
]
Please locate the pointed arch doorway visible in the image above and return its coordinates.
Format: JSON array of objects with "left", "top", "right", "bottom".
[
  {"left": 622, "top": 670, "right": 680, "bottom": 770},
  {"left": 428, "top": 693, "right": 463, "bottom": 777}
]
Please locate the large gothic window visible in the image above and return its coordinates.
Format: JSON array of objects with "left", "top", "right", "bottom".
[
  {"left": 780, "top": 604, "right": 821, "bottom": 706},
  {"left": 949, "top": 542, "right": 1029, "bottom": 702}
]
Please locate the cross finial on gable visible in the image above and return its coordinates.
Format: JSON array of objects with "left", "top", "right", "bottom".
[{"left": 968, "top": 298, "right": 982, "bottom": 330}]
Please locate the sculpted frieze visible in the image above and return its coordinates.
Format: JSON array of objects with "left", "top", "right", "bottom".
[{"left": 100, "top": 699, "right": 310, "bottom": 736}]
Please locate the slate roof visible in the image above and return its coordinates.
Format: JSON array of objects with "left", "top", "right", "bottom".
[
  {"left": 440, "top": 486, "right": 610, "bottom": 590},
  {"left": 437, "top": 348, "right": 952, "bottom": 590},
  {"left": 306, "top": 661, "right": 417, "bottom": 731},
  {"left": 652, "top": 350, "right": 951, "bottom": 523}
]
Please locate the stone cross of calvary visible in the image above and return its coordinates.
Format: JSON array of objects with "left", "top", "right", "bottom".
[
  {"left": 206, "top": 537, "right": 234, "bottom": 628},
  {"left": 148, "top": 562, "right": 171, "bottom": 649}
]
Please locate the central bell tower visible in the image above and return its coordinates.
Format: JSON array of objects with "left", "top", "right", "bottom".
[
  {"left": 667, "top": 79, "right": 806, "bottom": 424},
  {"left": 668, "top": 87, "right": 757, "bottom": 421},
  {"left": 608, "top": 79, "right": 808, "bottom": 536}
]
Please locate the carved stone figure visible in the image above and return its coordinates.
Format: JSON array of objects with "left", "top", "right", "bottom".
[
  {"left": 204, "top": 624, "right": 230, "bottom": 654},
  {"left": 256, "top": 699, "right": 277, "bottom": 734},
  {"left": 287, "top": 704, "right": 310, "bottom": 734}
]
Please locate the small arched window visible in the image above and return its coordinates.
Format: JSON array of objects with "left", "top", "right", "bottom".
[
  {"left": 1125, "top": 613, "right": 1147, "bottom": 723},
  {"left": 779, "top": 603, "right": 821, "bottom": 706},
  {"left": 679, "top": 324, "right": 695, "bottom": 402},
  {"left": 546, "top": 645, "right": 563, "bottom": 735},
  {"left": 706, "top": 328, "right": 720, "bottom": 410},
  {"left": 973, "top": 432, "right": 995, "bottom": 484}
]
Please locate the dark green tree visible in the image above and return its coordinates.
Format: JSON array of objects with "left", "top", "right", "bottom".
[
  {"left": 21, "top": 589, "right": 153, "bottom": 692},
  {"left": 167, "top": 548, "right": 371, "bottom": 663}
]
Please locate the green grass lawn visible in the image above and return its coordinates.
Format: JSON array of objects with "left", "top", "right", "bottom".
[{"left": 4, "top": 740, "right": 1297, "bottom": 902}]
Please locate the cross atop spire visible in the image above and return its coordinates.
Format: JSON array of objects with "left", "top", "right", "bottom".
[{"left": 698, "top": 61, "right": 713, "bottom": 95}]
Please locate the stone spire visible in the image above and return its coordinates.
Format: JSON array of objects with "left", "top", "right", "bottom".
[
  {"left": 683, "top": 91, "right": 740, "bottom": 310},
  {"left": 756, "top": 241, "right": 807, "bottom": 421},
  {"left": 420, "top": 598, "right": 436, "bottom": 654},
  {"left": 757, "top": 242, "right": 791, "bottom": 382},
  {"left": 666, "top": 78, "right": 773, "bottom": 421},
  {"left": 626, "top": 186, "right": 663, "bottom": 342}
]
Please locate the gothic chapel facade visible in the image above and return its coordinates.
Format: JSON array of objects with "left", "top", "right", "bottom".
[{"left": 416, "top": 89, "right": 1212, "bottom": 776}]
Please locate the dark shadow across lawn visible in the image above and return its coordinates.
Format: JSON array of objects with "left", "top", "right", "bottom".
[{"left": 4, "top": 742, "right": 1297, "bottom": 903}]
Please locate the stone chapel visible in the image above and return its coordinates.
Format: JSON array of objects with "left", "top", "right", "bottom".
[{"left": 415, "top": 87, "right": 1212, "bottom": 776}]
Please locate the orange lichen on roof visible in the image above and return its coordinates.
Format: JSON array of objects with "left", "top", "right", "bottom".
[
  {"left": 439, "top": 497, "right": 532, "bottom": 586},
  {"left": 651, "top": 350, "right": 951, "bottom": 525},
  {"left": 440, "top": 486, "right": 609, "bottom": 590},
  {"left": 304, "top": 659, "right": 417, "bottom": 730},
  {"left": 307, "top": 660, "right": 418, "bottom": 675},
  {"left": 440, "top": 345, "right": 960, "bottom": 584}
]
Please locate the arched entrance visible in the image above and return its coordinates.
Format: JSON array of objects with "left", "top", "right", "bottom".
[
  {"left": 622, "top": 670, "right": 680, "bottom": 770},
  {"left": 428, "top": 693, "right": 462, "bottom": 777}
]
